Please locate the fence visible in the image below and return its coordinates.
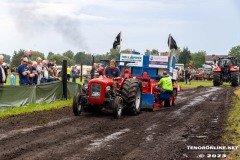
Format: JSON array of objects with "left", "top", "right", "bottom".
[{"left": 0, "top": 81, "right": 82, "bottom": 110}]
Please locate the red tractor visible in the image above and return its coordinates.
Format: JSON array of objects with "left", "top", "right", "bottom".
[
  {"left": 213, "top": 56, "right": 239, "bottom": 86},
  {"left": 73, "top": 60, "right": 142, "bottom": 119}
]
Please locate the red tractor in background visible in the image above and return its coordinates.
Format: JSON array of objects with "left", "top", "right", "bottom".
[{"left": 213, "top": 56, "right": 239, "bottom": 86}]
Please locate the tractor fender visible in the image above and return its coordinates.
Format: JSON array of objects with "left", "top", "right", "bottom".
[
  {"left": 213, "top": 66, "right": 221, "bottom": 72},
  {"left": 230, "top": 66, "right": 238, "bottom": 72}
]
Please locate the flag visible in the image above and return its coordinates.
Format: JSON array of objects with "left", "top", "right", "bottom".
[
  {"left": 168, "top": 34, "right": 178, "bottom": 50},
  {"left": 113, "top": 32, "right": 121, "bottom": 49}
]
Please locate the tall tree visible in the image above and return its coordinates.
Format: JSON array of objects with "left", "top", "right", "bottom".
[
  {"left": 178, "top": 47, "right": 191, "bottom": 67},
  {"left": 151, "top": 49, "right": 159, "bottom": 55},
  {"left": 190, "top": 51, "right": 206, "bottom": 68},
  {"left": 74, "top": 52, "right": 92, "bottom": 65},
  {"left": 106, "top": 48, "right": 120, "bottom": 60},
  {"left": 48, "top": 54, "right": 75, "bottom": 66},
  {"left": 144, "top": 49, "right": 159, "bottom": 55},
  {"left": 32, "top": 51, "right": 45, "bottom": 61},
  {"left": 10, "top": 49, "right": 25, "bottom": 68},
  {"left": 47, "top": 52, "right": 54, "bottom": 60},
  {"left": 145, "top": 49, "right": 151, "bottom": 55},
  {"left": 229, "top": 45, "right": 240, "bottom": 62},
  {"left": 0, "top": 54, "right": 11, "bottom": 64},
  {"left": 63, "top": 50, "right": 74, "bottom": 59}
]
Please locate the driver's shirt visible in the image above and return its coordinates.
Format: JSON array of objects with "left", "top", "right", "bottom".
[{"left": 104, "top": 67, "right": 120, "bottom": 78}]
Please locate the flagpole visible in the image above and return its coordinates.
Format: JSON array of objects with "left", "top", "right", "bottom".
[
  {"left": 119, "top": 31, "right": 122, "bottom": 53},
  {"left": 169, "top": 33, "right": 173, "bottom": 72}
]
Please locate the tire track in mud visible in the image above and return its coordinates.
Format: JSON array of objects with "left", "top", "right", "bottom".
[{"left": 0, "top": 87, "right": 234, "bottom": 160}]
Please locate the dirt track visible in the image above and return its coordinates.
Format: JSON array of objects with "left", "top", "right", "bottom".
[{"left": 0, "top": 86, "right": 234, "bottom": 160}]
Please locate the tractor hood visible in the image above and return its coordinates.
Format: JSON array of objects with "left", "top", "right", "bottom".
[{"left": 89, "top": 77, "right": 114, "bottom": 86}]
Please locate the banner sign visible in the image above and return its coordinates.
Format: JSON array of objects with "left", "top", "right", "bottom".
[
  {"left": 149, "top": 55, "right": 168, "bottom": 68},
  {"left": 119, "top": 54, "right": 143, "bottom": 67}
]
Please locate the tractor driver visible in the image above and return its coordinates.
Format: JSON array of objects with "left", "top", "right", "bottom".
[
  {"left": 104, "top": 60, "right": 121, "bottom": 79},
  {"left": 156, "top": 71, "right": 173, "bottom": 94}
]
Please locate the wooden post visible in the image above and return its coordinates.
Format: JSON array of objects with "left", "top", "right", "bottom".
[{"left": 62, "top": 60, "right": 67, "bottom": 99}]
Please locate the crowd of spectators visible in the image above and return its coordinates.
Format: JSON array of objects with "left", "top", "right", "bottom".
[{"left": 0, "top": 51, "right": 62, "bottom": 86}]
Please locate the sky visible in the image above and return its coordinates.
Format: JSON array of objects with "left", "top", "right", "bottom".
[{"left": 0, "top": 0, "right": 239, "bottom": 57}]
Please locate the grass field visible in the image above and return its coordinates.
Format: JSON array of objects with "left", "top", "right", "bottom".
[
  {"left": 0, "top": 99, "right": 72, "bottom": 118},
  {"left": 224, "top": 88, "right": 240, "bottom": 160}
]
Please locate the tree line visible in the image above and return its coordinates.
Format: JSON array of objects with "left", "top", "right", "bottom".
[{"left": 1, "top": 45, "right": 240, "bottom": 69}]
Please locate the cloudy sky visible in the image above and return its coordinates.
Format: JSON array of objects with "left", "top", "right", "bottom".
[{"left": 0, "top": 0, "right": 239, "bottom": 56}]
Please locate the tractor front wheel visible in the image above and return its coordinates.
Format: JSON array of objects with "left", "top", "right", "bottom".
[
  {"left": 113, "top": 96, "right": 123, "bottom": 119},
  {"left": 213, "top": 72, "right": 221, "bottom": 86},
  {"left": 73, "top": 93, "right": 83, "bottom": 116},
  {"left": 231, "top": 71, "right": 239, "bottom": 87}
]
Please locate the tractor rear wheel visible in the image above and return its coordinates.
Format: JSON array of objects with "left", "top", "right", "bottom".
[
  {"left": 73, "top": 93, "right": 83, "bottom": 116},
  {"left": 231, "top": 71, "right": 239, "bottom": 87},
  {"left": 113, "top": 96, "right": 123, "bottom": 119},
  {"left": 122, "top": 79, "right": 142, "bottom": 115},
  {"left": 213, "top": 72, "right": 221, "bottom": 86}
]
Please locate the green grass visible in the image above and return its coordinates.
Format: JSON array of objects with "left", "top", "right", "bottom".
[
  {"left": 177, "top": 80, "right": 231, "bottom": 89},
  {"left": 223, "top": 88, "right": 240, "bottom": 160},
  {"left": 0, "top": 99, "right": 72, "bottom": 118}
]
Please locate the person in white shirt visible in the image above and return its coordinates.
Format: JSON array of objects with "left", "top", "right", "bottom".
[{"left": 0, "top": 55, "right": 6, "bottom": 86}]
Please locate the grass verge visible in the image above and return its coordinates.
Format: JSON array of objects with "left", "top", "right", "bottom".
[
  {"left": 223, "top": 87, "right": 240, "bottom": 160},
  {"left": 0, "top": 99, "right": 72, "bottom": 118},
  {"left": 177, "top": 80, "right": 231, "bottom": 89}
]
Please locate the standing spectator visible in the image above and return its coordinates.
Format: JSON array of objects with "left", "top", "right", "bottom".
[
  {"left": 99, "top": 65, "right": 105, "bottom": 76},
  {"left": 36, "top": 57, "right": 43, "bottom": 84},
  {"left": 28, "top": 50, "right": 34, "bottom": 61},
  {"left": 21, "top": 50, "right": 30, "bottom": 61},
  {"left": 41, "top": 60, "right": 49, "bottom": 83},
  {"left": 71, "top": 65, "right": 77, "bottom": 83},
  {"left": 10, "top": 69, "right": 16, "bottom": 86},
  {"left": 67, "top": 65, "right": 71, "bottom": 81},
  {"left": 0, "top": 55, "right": 7, "bottom": 86},
  {"left": 30, "top": 61, "right": 38, "bottom": 85},
  {"left": 53, "top": 66, "right": 59, "bottom": 78},
  {"left": 47, "top": 59, "right": 56, "bottom": 68},
  {"left": 18, "top": 57, "right": 30, "bottom": 85},
  {"left": 185, "top": 67, "right": 191, "bottom": 84},
  {"left": 26, "top": 60, "right": 35, "bottom": 85},
  {"left": 90, "top": 63, "right": 100, "bottom": 79}
]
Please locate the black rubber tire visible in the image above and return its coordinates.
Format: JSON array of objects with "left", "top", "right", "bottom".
[
  {"left": 72, "top": 93, "right": 83, "bottom": 116},
  {"left": 213, "top": 72, "right": 221, "bottom": 86},
  {"left": 172, "top": 89, "right": 177, "bottom": 106},
  {"left": 121, "top": 79, "right": 142, "bottom": 115},
  {"left": 113, "top": 96, "right": 123, "bottom": 119},
  {"left": 231, "top": 71, "right": 239, "bottom": 87}
]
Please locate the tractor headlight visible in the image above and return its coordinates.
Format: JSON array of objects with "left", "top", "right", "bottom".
[
  {"left": 106, "top": 86, "right": 111, "bottom": 91},
  {"left": 84, "top": 84, "right": 88, "bottom": 89}
]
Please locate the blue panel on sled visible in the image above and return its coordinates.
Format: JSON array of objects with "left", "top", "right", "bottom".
[
  {"left": 159, "top": 93, "right": 171, "bottom": 100},
  {"left": 141, "top": 93, "right": 154, "bottom": 109}
]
